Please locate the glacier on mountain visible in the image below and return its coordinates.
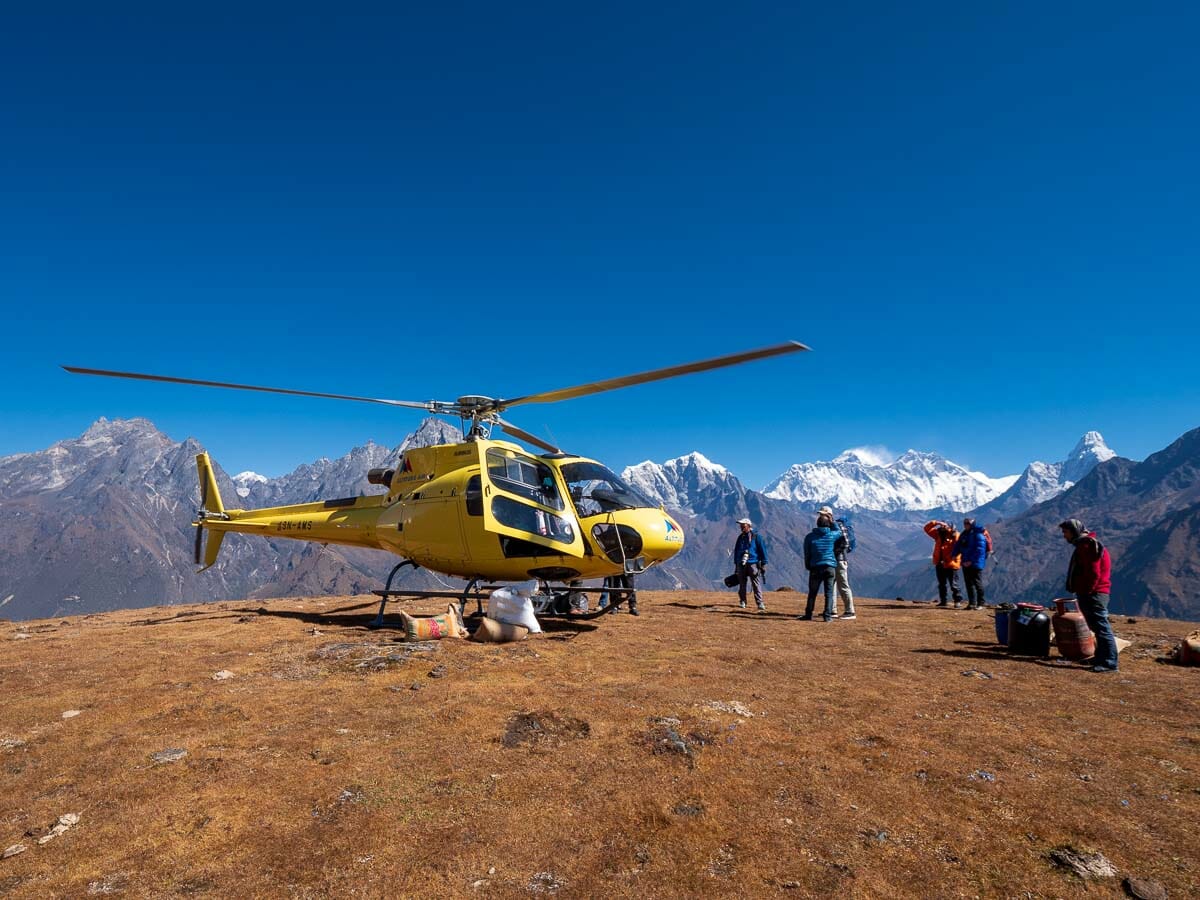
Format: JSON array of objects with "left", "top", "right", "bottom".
[{"left": 761, "top": 449, "right": 1018, "bottom": 512}]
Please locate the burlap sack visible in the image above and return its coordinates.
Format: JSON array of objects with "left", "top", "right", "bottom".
[
  {"left": 1180, "top": 630, "right": 1200, "bottom": 666},
  {"left": 469, "top": 617, "right": 529, "bottom": 643}
]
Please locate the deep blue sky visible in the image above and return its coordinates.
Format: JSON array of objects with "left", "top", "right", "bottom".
[{"left": 2, "top": 3, "right": 1197, "bottom": 488}]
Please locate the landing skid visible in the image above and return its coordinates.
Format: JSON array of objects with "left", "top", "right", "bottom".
[
  {"left": 367, "top": 565, "right": 638, "bottom": 629},
  {"left": 368, "top": 561, "right": 499, "bottom": 629}
]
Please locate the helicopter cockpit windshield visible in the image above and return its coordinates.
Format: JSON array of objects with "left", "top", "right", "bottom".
[{"left": 560, "top": 461, "right": 657, "bottom": 515}]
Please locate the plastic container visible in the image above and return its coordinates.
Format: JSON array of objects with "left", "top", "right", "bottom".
[
  {"left": 1008, "top": 604, "right": 1051, "bottom": 657},
  {"left": 1052, "top": 598, "right": 1096, "bottom": 661},
  {"left": 994, "top": 605, "right": 1015, "bottom": 645}
]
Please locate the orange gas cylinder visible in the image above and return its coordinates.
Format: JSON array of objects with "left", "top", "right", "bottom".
[{"left": 1052, "top": 598, "right": 1096, "bottom": 661}]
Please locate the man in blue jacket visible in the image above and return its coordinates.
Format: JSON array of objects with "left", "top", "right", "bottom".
[
  {"left": 732, "top": 517, "right": 768, "bottom": 611},
  {"left": 954, "top": 517, "right": 993, "bottom": 609},
  {"left": 801, "top": 510, "right": 842, "bottom": 622}
]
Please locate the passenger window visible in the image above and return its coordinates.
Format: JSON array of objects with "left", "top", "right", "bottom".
[
  {"left": 465, "top": 475, "right": 483, "bottom": 517},
  {"left": 485, "top": 448, "right": 564, "bottom": 510}
]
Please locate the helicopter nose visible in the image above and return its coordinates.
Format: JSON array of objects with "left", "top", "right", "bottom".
[{"left": 640, "top": 510, "right": 685, "bottom": 562}]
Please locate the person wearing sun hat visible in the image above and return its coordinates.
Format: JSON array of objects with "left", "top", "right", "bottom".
[{"left": 732, "top": 517, "right": 768, "bottom": 611}]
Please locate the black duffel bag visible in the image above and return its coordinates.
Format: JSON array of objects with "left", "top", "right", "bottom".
[{"left": 723, "top": 572, "right": 739, "bottom": 588}]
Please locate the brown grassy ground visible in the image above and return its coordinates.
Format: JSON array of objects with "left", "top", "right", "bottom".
[{"left": 1, "top": 592, "right": 1198, "bottom": 898}]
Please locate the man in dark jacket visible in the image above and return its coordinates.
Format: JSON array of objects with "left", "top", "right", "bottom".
[
  {"left": 801, "top": 511, "right": 841, "bottom": 621},
  {"left": 1060, "top": 518, "right": 1118, "bottom": 672},
  {"left": 954, "top": 517, "right": 992, "bottom": 609},
  {"left": 732, "top": 517, "right": 768, "bottom": 611}
]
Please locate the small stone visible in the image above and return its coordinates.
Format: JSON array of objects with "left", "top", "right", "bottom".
[
  {"left": 12, "top": 633, "right": 30, "bottom": 640},
  {"left": 487, "top": 866, "right": 496, "bottom": 876},
  {"left": 58, "top": 813, "right": 81, "bottom": 827},
  {"left": 151, "top": 748, "right": 188, "bottom": 764},
  {"left": 1049, "top": 845, "right": 1118, "bottom": 879},
  {"left": 703, "top": 700, "right": 754, "bottom": 718},
  {"left": 410, "top": 682, "right": 423, "bottom": 691},
  {"left": 1124, "top": 876, "right": 1168, "bottom": 900},
  {"left": 428, "top": 665, "right": 448, "bottom": 679},
  {"left": 3, "top": 844, "right": 27, "bottom": 859},
  {"left": 62, "top": 710, "right": 81, "bottom": 719},
  {"left": 211, "top": 670, "right": 235, "bottom": 681},
  {"left": 527, "top": 870, "right": 566, "bottom": 894}
]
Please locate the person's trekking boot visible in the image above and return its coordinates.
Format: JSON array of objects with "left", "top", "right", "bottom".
[
  {"left": 841, "top": 613, "right": 857, "bottom": 620},
  {"left": 739, "top": 600, "right": 747, "bottom": 609},
  {"left": 797, "top": 615, "right": 813, "bottom": 621},
  {"left": 629, "top": 604, "right": 640, "bottom": 616},
  {"left": 756, "top": 603, "right": 766, "bottom": 612},
  {"left": 1090, "top": 664, "right": 1117, "bottom": 673},
  {"left": 937, "top": 602, "right": 949, "bottom": 608}
]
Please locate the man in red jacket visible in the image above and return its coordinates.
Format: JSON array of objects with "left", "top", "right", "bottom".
[{"left": 1060, "top": 518, "right": 1118, "bottom": 672}]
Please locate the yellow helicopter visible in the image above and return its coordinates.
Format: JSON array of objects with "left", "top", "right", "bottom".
[{"left": 65, "top": 342, "right": 807, "bottom": 623}]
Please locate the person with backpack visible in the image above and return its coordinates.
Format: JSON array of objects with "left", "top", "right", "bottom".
[
  {"left": 801, "top": 510, "right": 842, "bottom": 622},
  {"left": 732, "top": 517, "right": 768, "bottom": 611},
  {"left": 1060, "top": 518, "right": 1118, "bottom": 672},
  {"left": 954, "top": 517, "right": 992, "bottom": 609},
  {"left": 828, "top": 507, "right": 857, "bottom": 620},
  {"left": 924, "top": 519, "right": 964, "bottom": 607}
]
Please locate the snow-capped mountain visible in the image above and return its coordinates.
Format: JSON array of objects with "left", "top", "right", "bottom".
[
  {"left": 622, "top": 452, "right": 745, "bottom": 515},
  {"left": 971, "top": 431, "right": 1116, "bottom": 521},
  {"left": 232, "top": 471, "right": 268, "bottom": 498},
  {"left": 761, "top": 448, "right": 1018, "bottom": 513}
]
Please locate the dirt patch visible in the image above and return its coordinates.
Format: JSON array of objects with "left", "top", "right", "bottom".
[
  {"left": 501, "top": 711, "right": 591, "bottom": 749},
  {"left": 307, "top": 640, "right": 437, "bottom": 672}
]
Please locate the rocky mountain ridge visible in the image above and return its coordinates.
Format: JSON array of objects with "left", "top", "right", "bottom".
[
  {"left": 970, "top": 431, "right": 1116, "bottom": 522},
  {"left": 3, "top": 419, "right": 1193, "bottom": 620}
]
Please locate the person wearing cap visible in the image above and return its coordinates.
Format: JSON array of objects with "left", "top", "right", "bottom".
[
  {"left": 732, "top": 518, "right": 768, "bottom": 611},
  {"left": 801, "top": 509, "right": 841, "bottom": 622},
  {"left": 924, "top": 519, "right": 964, "bottom": 607},
  {"left": 954, "top": 517, "right": 992, "bottom": 609},
  {"left": 1060, "top": 518, "right": 1118, "bottom": 672}
]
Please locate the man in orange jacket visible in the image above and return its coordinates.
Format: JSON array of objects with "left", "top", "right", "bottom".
[{"left": 924, "top": 520, "right": 964, "bottom": 607}]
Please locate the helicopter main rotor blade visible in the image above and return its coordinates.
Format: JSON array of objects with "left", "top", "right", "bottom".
[
  {"left": 497, "top": 341, "right": 809, "bottom": 409},
  {"left": 62, "top": 366, "right": 440, "bottom": 410},
  {"left": 494, "top": 416, "right": 561, "bottom": 454}
]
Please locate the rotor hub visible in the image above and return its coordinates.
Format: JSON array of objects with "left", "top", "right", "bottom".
[{"left": 455, "top": 395, "right": 498, "bottom": 414}]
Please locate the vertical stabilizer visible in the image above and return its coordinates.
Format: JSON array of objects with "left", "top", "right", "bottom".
[
  {"left": 194, "top": 452, "right": 227, "bottom": 570},
  {"left": 196, "top": 452, "right": 225, "bottom": 514}
]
